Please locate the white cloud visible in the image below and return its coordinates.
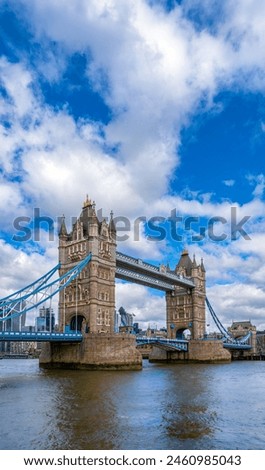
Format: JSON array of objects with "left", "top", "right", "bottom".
[
  {"left": 1, "top": 0, "right": 265, "bottom": 220},
  {"left": 247, "top": 173, "right": 265, "bottom": 198},
  {"left": 0, "top": 239, "right": 56, "bottom": 298},
  {"left": 207, "top": 282, "right": 265, "bottom": 331},
  {"left": 223, "top": 179, "right": 235, "bottom": 187},
  {"left": 116, "top": 281, "right": 166, "bottom": 329}
]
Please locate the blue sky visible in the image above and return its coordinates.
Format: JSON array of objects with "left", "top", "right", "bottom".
[{"left": 0, "top": 0, "right": 265, "bottom": 330}]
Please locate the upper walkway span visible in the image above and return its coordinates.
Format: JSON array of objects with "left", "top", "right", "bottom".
[{"left": 116, "top": 251, "right": 195, "bottom": 290}]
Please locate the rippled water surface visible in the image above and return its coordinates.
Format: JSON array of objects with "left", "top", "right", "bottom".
[{"left": 0, "top": 359, "right": 265, "bottom": 450}]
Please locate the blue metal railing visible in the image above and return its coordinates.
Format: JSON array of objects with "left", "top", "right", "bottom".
[
  {"left": 0, "top": 331, "right": 83, "bottom": 342},
  {"left": 136, "top": 336, "right": 188, "bottom": 352}
]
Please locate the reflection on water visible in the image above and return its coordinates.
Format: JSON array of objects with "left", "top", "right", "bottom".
[
  {"left": 0, "top": 359, "right": 265, "bottom": 450},
  {"left": 165, "top": 403, "right": 216, "bottom": 440}
]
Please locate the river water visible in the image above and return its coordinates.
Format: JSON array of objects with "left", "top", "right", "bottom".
[{"left": 0, "top": 358, "right": 264, "bottom": 450}]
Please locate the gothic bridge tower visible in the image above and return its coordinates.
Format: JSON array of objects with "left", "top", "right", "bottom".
[
  {"left": 166, "top": 249, "right": 206, "bottom": 340},
  {"left": 58, "top": 197, "right": 116, "bottom": 334}
]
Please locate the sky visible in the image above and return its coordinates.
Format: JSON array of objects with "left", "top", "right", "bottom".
[{"left": 0, "top": 0, "right": 265, "bottom": 331}]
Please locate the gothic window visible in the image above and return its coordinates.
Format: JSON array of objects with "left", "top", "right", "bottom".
[
  {"left": 97, "top": 309, "right": 102, "bottom": 325},
  {"left": 179, "top": 296, "right": 184, "bottom": 305},
  {"left": 105, "top": 310, "right": 110, "bottom": 326},
  {"left": 102, "top": 242, "right": 109, "bottom": 252}
]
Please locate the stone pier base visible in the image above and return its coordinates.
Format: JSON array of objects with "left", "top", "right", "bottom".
[
  {"left": 39, "top": 333, "right": 142, "bottom": 370},
  {"left": 149, "top": 340, "right": 231, "bottom": 363},
  {"left": 188, "top": 340, "right": 231, "bottom": 362}
]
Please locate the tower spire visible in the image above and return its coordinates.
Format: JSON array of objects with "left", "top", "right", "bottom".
[
  {"left": 59, "top": 215, "right": 68, "bottom": 238},
  {"left": 83, "top": 195, "right": 92, "bottom": 208},
  {"left": 109, "top": 210, "right": 116, "bottom": 235}
]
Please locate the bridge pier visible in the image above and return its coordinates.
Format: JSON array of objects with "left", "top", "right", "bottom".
[
  {"left": 148, "top": 340, "right": 231, "bottom": 363},
  {"left": 149, "top": 347, "right": 188, "bottom": 363},
  {"left": 40, "top": 333, "right": 142, "bottom": 370}
]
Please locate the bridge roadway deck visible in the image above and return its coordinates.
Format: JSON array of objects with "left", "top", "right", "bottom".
[
  {"left": 0, "top": 331, "right": 83, "bottom": 342},
  {"left": 0, "top": 331, "right": 252, "bottom": 351},
  {"left": 136, "top": 336, "right": 188, "bottom": 351},
  {"left": 116, "top": 251, "right": 195, "bottom": 290},
  {"left": 137, "top": 337, "right": 252, "bottom": 351},
  {"left": 223, "top": 342, "right": 252, "bottom": 350}
]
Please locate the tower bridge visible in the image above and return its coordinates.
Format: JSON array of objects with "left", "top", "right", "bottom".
[{"left": 0, "top": 198, "right": 254, "bottom": 368}]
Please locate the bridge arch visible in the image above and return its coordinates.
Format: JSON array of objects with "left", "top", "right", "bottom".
[
  {"left": 176, "top": 328, "right": 191, "bottom": 340},
  {"left": 70, "top": 315, "right": 86, "bottom": 332}
]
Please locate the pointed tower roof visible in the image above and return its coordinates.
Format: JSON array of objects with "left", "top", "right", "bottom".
[
  {"left": 109, "top": 210, "right": 116, "bottom": 234},
  {"left": 200, "top": 258, "right": 205, "bottom": 272},
  {"left": 175, "top": 248, "right": 193, "bottom": 276},
  {"left": 83, "top": 194, "right": 92, "bottom": 208},
  {"left": 80, "top": 197, "right": 99, "bottom": 236},
  {"left": 58, "top": 215, "right": 68, "bottom": 238}
]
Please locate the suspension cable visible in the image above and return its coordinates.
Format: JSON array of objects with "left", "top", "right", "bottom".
[
  {"left": 0, "top": 254, "right": 92, "bottom": 324},
  {"left": 206, "top": 296, "right": 251, "bottom": 344}
]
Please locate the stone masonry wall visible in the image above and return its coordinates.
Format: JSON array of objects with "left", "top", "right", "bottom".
[
  {"left": 148, "top": 340, "right": 231, "bottom": 363},
  {"left": 39, "top": 334, "right": 142, "bottom": 370},
  {"left": 188, "top": 340, "right": 231, "bottom": 363}
]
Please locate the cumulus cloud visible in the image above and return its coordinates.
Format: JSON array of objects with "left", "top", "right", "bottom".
[
  {"left": 116, "top": 281, "right": 166, "bottom": 329},
  {"left": 0, "top": 238, "right": 56, "bottom": 297},
  {"left": 207, "top": 282, "right": 265, "bottom": 331}
]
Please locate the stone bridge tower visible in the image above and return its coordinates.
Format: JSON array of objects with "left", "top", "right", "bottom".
[
  {"left": 166, "top": 249, "right": 206, "bottom": 340},
  {"left": 58, "top": 197, "right": 116, "bottom": 334}
]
